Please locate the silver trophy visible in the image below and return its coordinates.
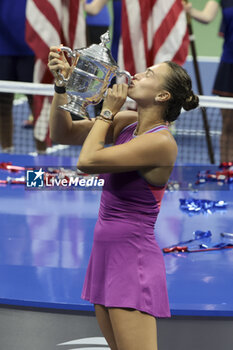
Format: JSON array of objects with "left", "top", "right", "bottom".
[{"left": 56, "top": 31, "right": 132, "bottom": 119}]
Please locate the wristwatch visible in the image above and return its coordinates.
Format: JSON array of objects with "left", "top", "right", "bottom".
[{"left": 100, "top": 109, "right": 114, "bottom": 121}]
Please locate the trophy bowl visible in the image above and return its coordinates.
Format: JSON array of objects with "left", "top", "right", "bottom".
[{"left": 56, "top": 31, "right": 132, "bottom": 120}]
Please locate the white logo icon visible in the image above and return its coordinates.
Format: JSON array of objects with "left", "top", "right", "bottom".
[{"left": 26, "top": 168, "right": 44, "bottom": 187}]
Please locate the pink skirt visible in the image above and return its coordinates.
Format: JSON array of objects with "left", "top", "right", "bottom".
[{"left": 81, "top": 218, "right": 171, "bottom": 318}]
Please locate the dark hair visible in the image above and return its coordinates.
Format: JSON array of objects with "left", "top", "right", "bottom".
[{"left": 162, "top": 61, "right": 199, "bottom": 122}]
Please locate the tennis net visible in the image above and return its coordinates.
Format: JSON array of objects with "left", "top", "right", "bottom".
[{"left": 0, "top": 80, "right": 233, "bottom": 164}]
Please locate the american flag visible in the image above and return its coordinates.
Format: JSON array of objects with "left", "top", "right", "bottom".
[
  {"left": 26, "top": 0, "right": 86, "bottom": 144},
  {"left": 118, "top": 0, "right": 189, "bottom": 76}
]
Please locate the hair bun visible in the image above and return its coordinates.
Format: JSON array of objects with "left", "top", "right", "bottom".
[{"left": 183, "top": 91, "right": 199, "bottom": 111}]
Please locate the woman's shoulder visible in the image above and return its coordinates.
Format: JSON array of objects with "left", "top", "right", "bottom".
[{"left": 112, "top": 110, "right": 138, "bottom": 142}]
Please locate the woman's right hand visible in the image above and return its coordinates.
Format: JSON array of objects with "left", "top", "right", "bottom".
[
  {"left": 102, "top": 83, "right": 128, "bottom": 116},
  {"left": 47, "top": 46, "right": 71, "bottom": 86}
]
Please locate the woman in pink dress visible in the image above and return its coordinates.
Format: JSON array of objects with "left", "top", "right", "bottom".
[{"left": 48, "top": 47, "right": 198, "bottom": 350}]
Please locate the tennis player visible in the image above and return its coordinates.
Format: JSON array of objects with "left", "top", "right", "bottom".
[{"left": 48, "top": 48, "right": 199, "bottom": 350}]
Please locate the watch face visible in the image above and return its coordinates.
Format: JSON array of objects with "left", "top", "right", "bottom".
[{"left": 102, "top": 110, "right": 112, "bottom": 119}]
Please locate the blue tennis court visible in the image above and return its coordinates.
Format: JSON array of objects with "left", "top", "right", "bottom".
[{"left": 1, "top": 152, "right": 232, "bottom": 317}]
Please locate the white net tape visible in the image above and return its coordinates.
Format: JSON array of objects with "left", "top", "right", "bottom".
[
  {"left": 0, "top": 80, "right": 233, "bottom": 163},
  {"left": 1, "top": 80, "right": 233, "bottom": 109}
]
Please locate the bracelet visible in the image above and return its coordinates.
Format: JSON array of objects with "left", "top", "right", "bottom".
[
  {"left": 54, "top": 84, "right": 66, "bottom": 94},
  {"left": 95, "top": 116, "right": 113, "bottom": 124}
]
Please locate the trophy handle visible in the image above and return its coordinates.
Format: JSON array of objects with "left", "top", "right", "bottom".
[
  {"left": 56, "top": 46, "right": 80, "bottom": 86},
  {"left": 116, "top": 69, "right": 132, "bottom": 86}
]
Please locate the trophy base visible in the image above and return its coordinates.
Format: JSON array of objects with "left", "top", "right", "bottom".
[
  {"left": 59, "top": 97, "right": 90, "bottom": 120},
  {"left": 59, "top": 104, "right": 90, "bottom": 120}
]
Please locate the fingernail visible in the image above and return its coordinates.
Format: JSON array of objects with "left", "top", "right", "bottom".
[{"left": 58, "top": 44, "right": 63, "bottom": 52}]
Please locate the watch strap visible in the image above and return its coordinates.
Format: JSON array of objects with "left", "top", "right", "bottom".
[{"left": 95, "top": 116, "right": 113, "bottom": 124}]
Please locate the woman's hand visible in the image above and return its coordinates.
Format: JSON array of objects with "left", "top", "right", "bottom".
[
  {"left": 182, "top": 1, "right": 192, "bottom": 14},
  {"left": 102, "top": 84, "right": 128, "bottom": 117},
  {"left": 47, "top": 46, "right": 71, "bottom": 86}
]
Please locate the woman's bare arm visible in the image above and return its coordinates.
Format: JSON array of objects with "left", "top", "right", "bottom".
[
  {"left": 47, "top": 46, "right": 97, "bottom": 145},
  {"left": 48, "top": 46, "right": 137, "bottom": 146},
  {"left": 78, "top": 126, "right": 177, "bottom": 174},
  {"left": 49, "top": 93, "right": 96, "bottom": 145},
  {"left": 77, "top": 84, "right": 177, "bottom": 174},
  {"left": 182, "top": 1, "right": 219, "bottom": 24}
]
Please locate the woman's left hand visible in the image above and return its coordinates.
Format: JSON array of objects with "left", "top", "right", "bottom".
[{"left": 102, "top": 84, "right": 128, "bottom": 116}]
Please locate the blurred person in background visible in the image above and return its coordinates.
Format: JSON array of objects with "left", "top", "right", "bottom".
[
  {"left": 82, "top": 0, "right": 122, "bottom": 62},
  {"left": 0, "top": 0, "right": 34, "bottom": 153},
  {"left": 82, "top": 0, "right": 111, "bottom": 46},
  {"left": 183, "top": 0, "right": 233, "bottom": 162},
  {"left": 26, "top": 0, "right": 86, "bottom": 154}
]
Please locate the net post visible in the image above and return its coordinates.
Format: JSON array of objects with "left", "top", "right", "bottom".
[{"left": 184, "top": 0, "right": 215, "bottom": 164}]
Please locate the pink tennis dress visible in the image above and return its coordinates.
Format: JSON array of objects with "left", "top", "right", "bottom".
[{"left": 81, "top": 122, "right": 171, "bottom": 318}]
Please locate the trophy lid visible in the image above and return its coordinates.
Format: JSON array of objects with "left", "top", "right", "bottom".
[{"left": 77, "top": 31, "right": 117, "bottom": 68}]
